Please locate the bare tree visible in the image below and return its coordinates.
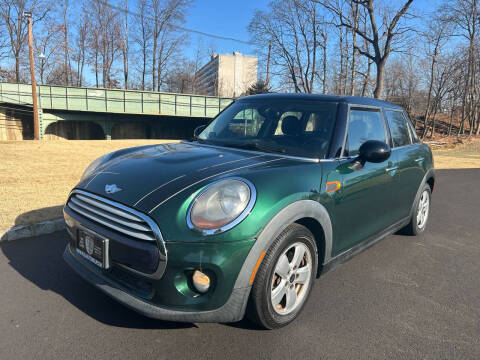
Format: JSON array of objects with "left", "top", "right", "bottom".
[
  {"left": 0, "top": 15, "right": 9, "bottom": 60},
  {"left": 72, "top": 16, "right": 88, "bottom": 86},
  {"left": 421, "top": 15, "right": 451, "bottom": 138},
  {"left": 61, "top": 0, "right": 70, "bottom": 85},
  {"left": 0, "top": 0, "right": 49, "bottom": 82},
  {"left": 443, "top": 0, "right": 479, "bottom": 135},
  {"left": 35, "top": 18, "right": 62, "bottom": 84},
  {"left": 164, "top": 58, "right": 195, "bottom": 93},
  {"left": 121, "top": 0, "right": 129, "bottom": 89},
  {"left": 84, "top": 0, "right": 122, "bottom": 88},
  {"left": 349, "top": 0, "right": 359, "bottom": 96},
  {"left": 133, "top": 0, "right": 151, "bottom": 90},
  {"left": 249, "top": 0, "right": 322, "bottom": 93},
  {"left": 149, "top": 0, "right": 189, "bottom": 91},
  {"left": 318, "top": 26, "right": 328, "bottom": 94},
  {"left": 320, "top": 0, "right": 414, "bottom": 98},
  {"left": 384, "top": 52, "right": 419, "bottom": 113},
  {"left": 357, "top": 7, "right": 372, "bottom": 96}
]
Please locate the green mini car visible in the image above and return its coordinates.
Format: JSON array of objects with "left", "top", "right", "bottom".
[{"left": 63, "top": 94, "right": 434, "bottom": 329}]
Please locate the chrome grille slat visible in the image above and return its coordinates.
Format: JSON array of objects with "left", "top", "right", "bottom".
[
  {"left": 67, "top": 192, "right": 157, "bottom": 242},
  {"left": 69, "top": 197, "right": 151, "bottom": 232},
  {"left": 67, "top": 202, "right": 155, "bottom": 241},
  {"left": 76, "top": 194, "right": 143, "bottom": 222}
]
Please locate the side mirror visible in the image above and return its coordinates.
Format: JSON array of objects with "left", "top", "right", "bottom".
[
  {"left": 358, "top": 140, "right": 391, "bottom": 163},
  {"left": 193, "top": 125, "right": 207, "bottom": 140}
]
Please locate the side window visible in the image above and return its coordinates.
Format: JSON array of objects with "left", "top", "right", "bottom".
[
  {"left": 385, "top": 110, "right": 412, "bottom": 147},
  {"left": 344, "top": 108, "right": 386, "bottom": 157},
  {"left": 403, "top": 112, "right": 419, "bottom": 143}
]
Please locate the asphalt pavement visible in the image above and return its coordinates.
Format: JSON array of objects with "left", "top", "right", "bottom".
[{"left": 1, "top": 169, "right": 479, "bottom": 359}]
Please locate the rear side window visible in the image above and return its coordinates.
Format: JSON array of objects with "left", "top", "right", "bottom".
[
  {"left": 344, "top": 108, "right": 387, "bottom": 157},
  {"left": 385, "top": 110, "right": 411, "bottom": 147}
]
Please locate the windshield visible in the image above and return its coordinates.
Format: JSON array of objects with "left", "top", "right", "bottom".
[{"left": 198, "top": 99, "right": 338, "bottom": 159}]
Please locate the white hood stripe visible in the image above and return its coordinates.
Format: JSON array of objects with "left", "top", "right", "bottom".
[{"left": 147, "top": 158, "right": 283, "bottom": 214}]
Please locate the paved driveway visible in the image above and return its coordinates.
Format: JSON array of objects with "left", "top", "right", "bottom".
[{"left": 1, "top": 169, "right": 479, "bottom": 359}]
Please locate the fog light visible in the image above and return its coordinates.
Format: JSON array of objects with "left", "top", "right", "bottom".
[{"left": 192, "top": 270, "right": 210, "bottom": 293}]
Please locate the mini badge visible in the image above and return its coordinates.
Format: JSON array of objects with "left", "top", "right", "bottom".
[{"left": 105, "top": 184, "right": 122, "bottom": 194}]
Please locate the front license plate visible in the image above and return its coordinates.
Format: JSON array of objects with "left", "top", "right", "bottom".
[{"left": 76, "top": 228, "right": 109, "bottom": 269}]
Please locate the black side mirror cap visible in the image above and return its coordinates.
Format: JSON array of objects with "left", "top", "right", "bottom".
[
  {"left": 193, "top": 125, "right": 207, "bottom": 140},
  {"left": 358, "top": 140, "right": 391, "bottom": 163}
]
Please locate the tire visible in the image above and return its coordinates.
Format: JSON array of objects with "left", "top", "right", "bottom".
[
  {"left": 246, "top": 223, "right": 318, "bottom": 329},
  {"left": 402, "top": 184, "right": 432, "bottom": 236}
]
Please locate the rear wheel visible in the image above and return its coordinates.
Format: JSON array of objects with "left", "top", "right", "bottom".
[
  {"left": 246, "top": 223, "right": 317, "bottom": 329},
  {"left": 402, "top": 184, "right": 431, "bottom": 235}
]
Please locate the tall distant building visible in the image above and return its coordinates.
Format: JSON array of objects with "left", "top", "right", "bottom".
[{"left": 195, "top": 52, "right": 258, "bottom": 98}]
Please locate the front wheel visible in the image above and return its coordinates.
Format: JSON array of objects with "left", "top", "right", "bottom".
[
  {"left": 402, "top": 184, "right": 431, "bottom": 236},
  {"left": 246, "top": 223, "right": 317, "bottom": 329}
]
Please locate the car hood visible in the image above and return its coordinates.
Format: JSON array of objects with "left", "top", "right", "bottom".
[{"left": 76, "top": 142, "right": 287, "bottom": 213}]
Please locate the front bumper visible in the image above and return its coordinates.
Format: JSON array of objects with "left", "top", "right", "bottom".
[{"left": 63, "top": 243, "right": 251, "bottom": 323}]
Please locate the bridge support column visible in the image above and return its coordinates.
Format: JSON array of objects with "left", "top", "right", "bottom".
[{"left": 100, "top": 118, "right": 114, "bottom": 140}]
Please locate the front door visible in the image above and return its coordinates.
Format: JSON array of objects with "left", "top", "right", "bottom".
[{"left": 332, "top": 107, "right": 397, "bottom": 254}]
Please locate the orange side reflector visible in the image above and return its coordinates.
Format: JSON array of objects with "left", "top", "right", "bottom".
[
  {"left": 326, "top": 180, "right": 341, "bottom": 194},
  {"left": 249, "top": 250, "right": 266, "bottom": 284}
]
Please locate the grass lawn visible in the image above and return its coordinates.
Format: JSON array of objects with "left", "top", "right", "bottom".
[
  {"left": 432, "top": 139, "right": 480, "bottom": 169},
  {"left": 0, "top": 138, "right": 478, "bottom": 230},
  {"left": 0, "top": 140, "right": 177, "bottom": 230}
]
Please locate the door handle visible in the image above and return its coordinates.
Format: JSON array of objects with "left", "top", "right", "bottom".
[{"left": 386, "top": 166, "right": 398, "bottom": 173}]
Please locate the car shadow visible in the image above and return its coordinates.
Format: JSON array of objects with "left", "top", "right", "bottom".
[
  {"left": 1, "top": 227, "right": 195, "bottom": 330},
  {"left": 14, "top": 205, "right": 64, "bottom": 227}
]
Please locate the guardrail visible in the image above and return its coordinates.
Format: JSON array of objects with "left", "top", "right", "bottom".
[{"left": 0, "top": 83, "right": 233, "bottom": 118}]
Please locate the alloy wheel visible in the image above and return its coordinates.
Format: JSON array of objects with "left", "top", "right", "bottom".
[
  {"left": 270, "top": 242, "right": 313, "bottom": 315},
  {"left": 416, "top": 190, "right": 430, "bottom": 229}
]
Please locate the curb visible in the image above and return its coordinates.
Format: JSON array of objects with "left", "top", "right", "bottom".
[{"left": 0, "top": 218, "right": 65, "bottom": 242}]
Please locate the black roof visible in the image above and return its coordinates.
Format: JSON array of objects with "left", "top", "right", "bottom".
[{"left": 238, "top": 93, "right": 403, "bottom": 109}]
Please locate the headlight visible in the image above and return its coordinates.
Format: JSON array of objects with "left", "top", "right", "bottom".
[
  {"left": 187, "top": 178, "right": 256, "bottom": 234},
  {"left": 80, "top": 153, "right": 111, "bottom": 182}
]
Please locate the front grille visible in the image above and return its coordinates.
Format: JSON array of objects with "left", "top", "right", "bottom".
[{"left": 66, "top": 191, "right": 157, "bottom": 242}]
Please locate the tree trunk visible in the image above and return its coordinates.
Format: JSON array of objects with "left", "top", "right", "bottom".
[
  {"left": 373, "top": 59, "right": 385, "bottom": 99},
  {"left": 338, "top": 30, "right": 344, "bottom": 94},
  {"left": 361, "top": 59, "right": 371, "bottom": 97},
  {"left": 142, "top": 47, "right": 146, "bottom": 90},
  {"left": 152, "top": 31, "right": 157, "bottom": 91},
  {"left": 430, "top": 105, "right": 438, "bottom": 138},
  {"left": 448, "top": 108, "right": 454, "bottom": 136},
  {"left": 350, "top": 2, "right": 358, "bottom": 96},
  {"left": 322, "top": 38, "right": 327, "bottom": 94},
  {"left": 63, "top": 0, "right": 69, "bottom": 86},
  {"left": 422, "top": 52, "right": 437, "bottom": 139},
  {"left": 15, "top": 55, "right": 20, "bottom": 82},
  {"left": 95, "top": 52, "right": 99, "bottom": 88},
  {"left": 123, "top": 0, "right": 129, "bottom": 89}
]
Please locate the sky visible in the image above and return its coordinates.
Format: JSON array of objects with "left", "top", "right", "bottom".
[
  {"left": 180, "top": 0, "right": 268, "bottom": 58},
  {"left": 7, "top": 0, "right": 440, "bottom": 87},
  {"left": 179, "top": 0, "right": 433, "bottom": 63}
]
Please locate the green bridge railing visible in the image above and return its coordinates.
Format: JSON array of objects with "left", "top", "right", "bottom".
[{"left": 0, "top": 82, "right": 233, "bottom": 118}]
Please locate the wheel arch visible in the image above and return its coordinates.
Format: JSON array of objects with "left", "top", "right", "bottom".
[
  {"left": 426, "top": 175, "right": 435, "bottom": 192},
  {"left": 409, "top": 168, "right": 435, "bottom": 218},
  {"left": 234, "top": 200, "right": 333, "bottom": 289},
  {"left": 295, "top": 217, "right": 326, "bottom": 278}
]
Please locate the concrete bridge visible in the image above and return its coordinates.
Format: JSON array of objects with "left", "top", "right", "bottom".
[{"left": 0, "top": 83, "right": 233, "bottom": 140}]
